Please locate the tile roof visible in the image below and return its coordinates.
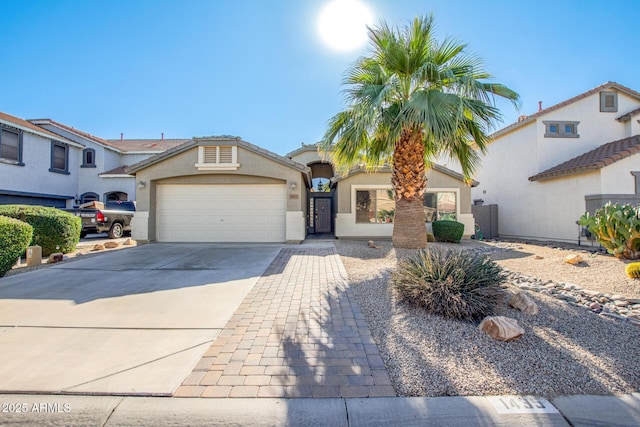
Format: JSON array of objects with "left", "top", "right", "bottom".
[
  {"left": 99, "top": 165, "right": 130, "bottom": 176},
  {"left": 617, "top": 107, "right": 640, "bottom": 122},
  {"left": 332, "top": 163, "right": 479, "bottom": 186},
  {"left": 0, "top": 112, "right": 78, "bottom": 144},
  {"left": 29, "top": 118, "right": 111, "bottom": 146},
  {"left": 492, "top": 82, "right": 640, "bottom": 139},
  {"left": 529, "top": 135, "right": 640, "bottom": 181},
  {"left": 106, "top": 138, "right": 191, "bottom": 152}
]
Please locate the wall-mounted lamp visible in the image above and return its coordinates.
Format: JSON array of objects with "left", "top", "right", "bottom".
[
  {"left": 290, "top": 182, "right": 297, "bottom": 191},
  {"left": 138, "top": 181, "right": 146, "bottom": 189}
]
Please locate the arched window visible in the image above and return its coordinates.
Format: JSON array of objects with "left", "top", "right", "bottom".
[
  {"left": 104, "top": 191, "right": 128, "bottom": 202},
  {"left": 80, "top": 192, "right": 99, "bottom": 204},
  {"left": 82, "top": 148, "right": 96, "bottom": 167}
]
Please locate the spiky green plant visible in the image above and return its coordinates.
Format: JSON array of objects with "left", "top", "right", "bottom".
[
  {"left": 578, "top": 203, "right": 640, "bottom": 260},
  {"left": 393, "top": 248, "right": 506, "bottom": 322}
]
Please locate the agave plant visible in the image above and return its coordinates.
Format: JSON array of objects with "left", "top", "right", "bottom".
[{"left": 393, "top": 248, "right": 506, "bottom": 322}]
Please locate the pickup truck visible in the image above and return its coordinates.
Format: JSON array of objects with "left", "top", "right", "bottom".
[{"left": 63, "top": 201, "right": 135, "bottom": 239}]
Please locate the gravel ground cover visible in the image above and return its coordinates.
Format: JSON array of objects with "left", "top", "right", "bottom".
[{"left": 336, "top": 239, "right": 640, "bottom": 397}]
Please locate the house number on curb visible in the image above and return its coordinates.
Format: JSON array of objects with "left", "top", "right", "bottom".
[{"left": 488, "top": 396, "right": 559, "bottom": 414}]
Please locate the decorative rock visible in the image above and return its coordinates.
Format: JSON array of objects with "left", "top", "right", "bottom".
[
  {"left": 534, "top": 255, "right": 544, "bottom": 260},
  {"left": 509, "top": 292, "right": 538, "bottom": 315},
  {"left": 589, "top": 302, "right": 601, "bottom": 311},
  {"left": 611, "top": 295, "right": 626, "bottom": 301},
  {"left": 104, "top": 241, "right": 119, "bottom": 249},
  {"left": 564, "top": 254, "right": 584, "bottom": 265},
  {"left": 123, "top": 238, "right": 135, "bottom": 246},
  {"left": 367, "top": 240, "right": 379, "bottom": 249},
  {"left": 626, "top": 298, "right": 640, "bottom": 304},
  {"left": 613, "top": 300, "right": 630, "bottom": 307},
  {"left": 47, "top": 253, "right": 64, "bottom": 264},
  {"left": 582, "top": 289, "right": 600, "bottom": 297},
  {"left": 479, "top": 316, "right": 525, "bottom": 341},
  {"left": 92, "top": 244, "right": 105, "bottom": 251}
]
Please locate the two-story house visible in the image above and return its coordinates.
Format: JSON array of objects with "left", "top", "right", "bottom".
[
  {"left": 0, "top": 111, "right": 188, "bottom": 208},
  {"left": 0, "top": 112, "right": 83, "bottom": 207},
  {"left": 470, "top": 82, "right": 640, "bottom": 244},
  {"left": 30, "top": 118, "right": 189, "bottom": 204}
]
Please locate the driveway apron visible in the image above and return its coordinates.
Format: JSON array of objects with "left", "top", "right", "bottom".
[
  {"left": 0, "top": 243, "right": 281, "bottom": 395},
  {"left": 175, "top": 243, "right": 395, "bottom": 398}
]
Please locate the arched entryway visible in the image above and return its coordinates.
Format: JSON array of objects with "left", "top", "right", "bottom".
[{"left": 80, "top": 192, "right": 99, "bottom": 204}]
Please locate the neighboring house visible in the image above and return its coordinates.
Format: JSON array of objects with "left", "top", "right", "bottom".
[
  {"left": 0, "top": 112, "right": 83, "bottom": 207},
  {"left": 127, "top": 139, "right": 477, "bottom": 244},
  {"left": 30, "top": 118, "right": 188, "bottom": 204},
  {"left": 0, "top": 111, "right": 188, "bottom": 208},
  {"left": 469, "top": 82, "right": 640, "bottom": 244}
]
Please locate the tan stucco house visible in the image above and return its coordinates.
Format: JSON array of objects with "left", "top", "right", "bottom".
[{"left": 127, "top": 136, "right": 477, "bottom": 243}]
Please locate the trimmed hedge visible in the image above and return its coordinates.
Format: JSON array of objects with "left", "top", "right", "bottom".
[
  {"left": 0, "top": 205, "right": 81, "bottom": 256},
  {"left": 0, "top": 216, "right": 33, "bottom": 277},
  {"left": 432, "top": 220, "right": 464, "bottom": 243}
]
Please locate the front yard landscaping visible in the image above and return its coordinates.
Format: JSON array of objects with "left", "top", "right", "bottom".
[{"left": 336, "top": 239, "right": 640, "bottom": 397}]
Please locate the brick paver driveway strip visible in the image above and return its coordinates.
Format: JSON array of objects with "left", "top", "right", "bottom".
[{"left": 176, "top": 245, "right": 395, "bottom": 398}]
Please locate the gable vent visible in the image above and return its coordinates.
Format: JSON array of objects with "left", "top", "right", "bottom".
[
  {"left": 219, "top": 146, "right": 233, "bottom": 163},
  {"left": 196, "top": 145, "right": 240, "bottom": 171},
  {"left": 203, "top": 146, "right": 218, "bottom": 163}
]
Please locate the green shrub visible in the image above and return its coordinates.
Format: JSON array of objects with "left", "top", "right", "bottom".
[
  {"left": 392, "top": 248, "right": 506, "bottom": 322},
  {"left": 578, "top": 203, "right": 640, "bottom": 259},
  {"left": 0, "top": 216, "right": 33, "bottom": 277},
  {"left": 626, "top": 262, "right": 640, "bottom": 279},
  {"left": 432, "top": 220, "right": 464, "bottom": 243},
  {"left": 0, "top": 205, "right": 81, "bottom": 256}
]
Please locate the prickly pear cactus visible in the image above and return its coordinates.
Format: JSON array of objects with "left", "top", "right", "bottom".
[{"left": 578, "top": 202, "right": 640, "bottom": 260}]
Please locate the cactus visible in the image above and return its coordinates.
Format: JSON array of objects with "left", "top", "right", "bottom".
[
  {"left": 626, "top": 262, "right": 640, "bottom": 279},
  {"left": 578, "top": 203, "right": 640, "bottom": 260}
]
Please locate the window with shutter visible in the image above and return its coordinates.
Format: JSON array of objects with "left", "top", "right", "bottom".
[{"left": 196, "top": 145, "right": 239, "bottom": 170}]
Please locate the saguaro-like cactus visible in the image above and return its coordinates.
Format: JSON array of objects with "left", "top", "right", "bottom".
[{"left": 578, "top": 203, "right": 640, "bottom": 260}]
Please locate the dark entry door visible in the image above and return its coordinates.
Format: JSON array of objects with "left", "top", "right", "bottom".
[{"left": 315, "top": 198, "right": 332, "bottom": 233}]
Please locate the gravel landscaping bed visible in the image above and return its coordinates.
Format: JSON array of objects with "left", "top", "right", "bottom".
[{"left": 336, "top": 239, "right": 640, "bottom": 397}]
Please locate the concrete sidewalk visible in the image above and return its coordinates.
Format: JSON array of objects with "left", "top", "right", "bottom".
[{"left": 0, "top": 393, "right": 638, "bottom": 426}]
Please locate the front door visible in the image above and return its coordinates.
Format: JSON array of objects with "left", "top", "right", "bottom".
[{"left": 315, "top": 198, "right": 332, "bottom": 233}]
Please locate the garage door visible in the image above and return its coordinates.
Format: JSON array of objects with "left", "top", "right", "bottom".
[{"left": 156, "top": 184, "right": 287, "bottom": 242}]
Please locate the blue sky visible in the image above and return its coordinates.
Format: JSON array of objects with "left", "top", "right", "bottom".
[{"left": 1, "top": 0, "right": 639, "bottom": 155}]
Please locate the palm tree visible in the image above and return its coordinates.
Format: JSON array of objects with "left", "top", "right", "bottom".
[{"left": 322, "top": 14, "right": 519, "bottom": 248}]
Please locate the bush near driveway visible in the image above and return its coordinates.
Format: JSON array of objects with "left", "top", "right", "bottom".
[
  {"left": 0, "top": 216, "right": 33, "bottom": 277},
  {"left": 0, "top": 205, "right": 81, "bottom": 256},
  {"left": 432, "top": 220, "right": 465, "bottom": 243},
  {"left": 393, "top": 248, "right": 506, "bottom": 322}
]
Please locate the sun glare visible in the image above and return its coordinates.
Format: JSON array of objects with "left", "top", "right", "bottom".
[{"left": 317, "top": 0, "right": 374, "bottom": 52}]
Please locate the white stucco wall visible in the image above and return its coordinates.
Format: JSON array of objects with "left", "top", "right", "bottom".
[
  {"left": 470, "top": 87, "right": 640, "bottom": 243},
  {"left": 600, "top": 154, "right": 639, "bottom": 195},
  {"left": 0, "top": 131, "right": 80, "bottom": 205}
]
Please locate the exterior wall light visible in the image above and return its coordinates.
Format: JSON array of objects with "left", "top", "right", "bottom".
[
  {"left": 291, "top": 182, "right": 297, "bottom": 191},
  {"left": 138, "top": 181, "right": 146, "bottom": 189}
]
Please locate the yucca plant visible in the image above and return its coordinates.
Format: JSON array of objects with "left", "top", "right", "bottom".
[{"left": 393, "top": 248, "right": 506, "bottom": 322}]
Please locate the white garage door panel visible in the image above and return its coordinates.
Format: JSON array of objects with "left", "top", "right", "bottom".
[{"left": 156, "top": 184, "right": 287, "bottom": 242}]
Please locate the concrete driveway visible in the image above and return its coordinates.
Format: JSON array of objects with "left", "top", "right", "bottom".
[{"left": 0, "top": 243, "right": 282, "bottom": 395}]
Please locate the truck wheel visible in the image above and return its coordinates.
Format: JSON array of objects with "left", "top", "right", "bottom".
[{"left": 108, "top": 222, "right": 124, "bottom": 239}]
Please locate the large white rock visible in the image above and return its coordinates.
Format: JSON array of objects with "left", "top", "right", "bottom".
[
  {"left": 509, "top": 291, "right": 539, "bottom": 315},
  {"left": 564, "top": 254, "right": 584, "bottom": 265},
  {"left": 479, "top": 316, "right": 525, "bottom": 341}
]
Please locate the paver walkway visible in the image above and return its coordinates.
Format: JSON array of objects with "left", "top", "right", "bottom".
[{"left": 174, "top": 246, "right": 396, "bottom": 398}]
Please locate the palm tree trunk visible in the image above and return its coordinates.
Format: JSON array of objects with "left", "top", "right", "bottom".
[{"left": 392, "top": 128, "right": 427, "bottom": 249}]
